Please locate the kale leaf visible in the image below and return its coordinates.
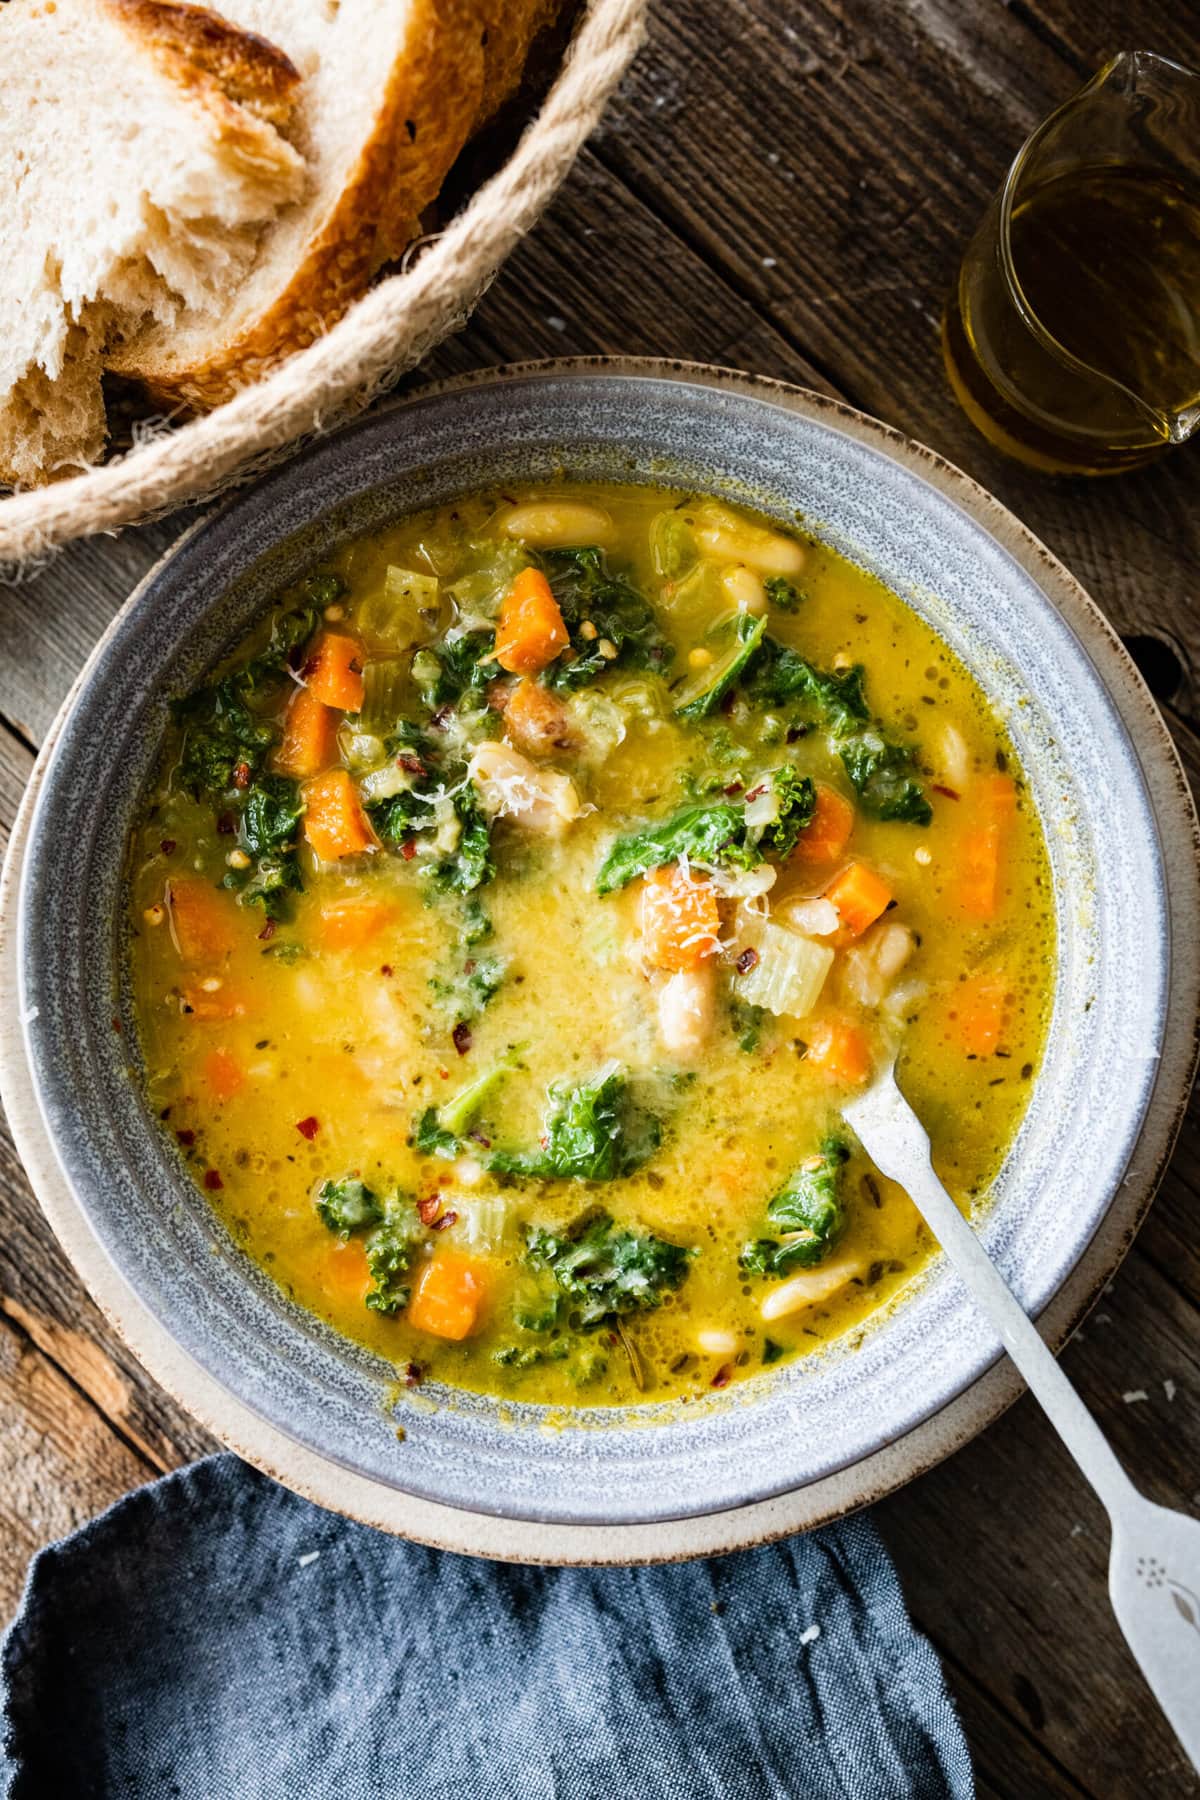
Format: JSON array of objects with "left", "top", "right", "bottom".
[
  {"left": 539, "top": 547, "right": 673, "bottom": 689},
  {"left": 488, "top": 1065, "right": 661, "bottom": 1182},
  {"left": 412, "top": 629, "right": 495, "bottom": 709},
  {"left": 764, "top": 576, "right": 805, "bottom": 613},
  {"left": 242, "top": 775, "right": 302, "bottom": 854},
  {"left": 365, "top": 1210, "right": 418, "bottom": 1315},
  {"left": 411, "top": 1047, "right": 524, "bottom": 1159},
  {"left": 428, "top": 950, "right": 507, "bottom": 1025},
  {"left": 413, "top": 1108, "right": 462, "bottom": 1160},
  {"left": 746, "top": 640, "right": 931, "bottom": 825},
  {"left": 595, "top": 767, "right": 815, "bottom": 894},
  {"left": 740, "top": 1136, "right": 849, "bottom": 1277},
  {"left": 226, "top": 851, "right": 303, "bottom": 920},
  {"left": 433, "top": 785, "right": 495, "bottom": 895},
  {"left": 316, "top": 1177, "right": 384, "bottom": 1235},
  {"left": 173, "top": 675, "right": 277, "bottom": 799},
  {"left": 674, "top": 611, "right": 767, "bottom": 719},
  {"left": 525, "top": 1211, "right": 693, "bottom": 1327}
]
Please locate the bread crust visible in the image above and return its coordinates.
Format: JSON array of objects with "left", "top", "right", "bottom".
[
  {"left": 108, "top": 0, "right": 564, "bottom": 409},
  {"left": 104, "top": 0, "right": 302, "bottom": 127}
]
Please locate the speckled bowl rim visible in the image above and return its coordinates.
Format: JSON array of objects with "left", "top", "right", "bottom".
[{"left": 2, "top": 359, "right": 1197, "bottom": 1563}]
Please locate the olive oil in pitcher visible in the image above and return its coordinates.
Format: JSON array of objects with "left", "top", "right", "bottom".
[{"left": 943, "top": 53, "right": 1200, "bottom": 475}]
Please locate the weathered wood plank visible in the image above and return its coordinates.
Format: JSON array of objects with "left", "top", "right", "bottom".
[
  {"left": 589, "top": 0, "right": 1200, "bottom": 687},
  {"left": 0, "top": 1312, "right": 153, "bottom": 1624},
  {"left": 879, "top": 1248, "right": 1200, "bottom": 1799}
]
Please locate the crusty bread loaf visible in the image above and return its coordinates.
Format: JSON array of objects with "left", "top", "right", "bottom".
[
  {"left": 109, "top": 0, "right": 562, "bottom": 410},
  {"left": 0, "top": 0, "right": 305, "bottom": 487}
]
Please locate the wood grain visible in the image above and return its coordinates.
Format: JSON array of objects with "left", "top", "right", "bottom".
[{"left": 0, "top": 0, "right": 1198, "bottom": 1790}]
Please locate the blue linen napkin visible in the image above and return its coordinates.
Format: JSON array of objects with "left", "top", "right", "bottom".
[{"left": 1, "top": 1454, "right": 971, "bottom": 1799}]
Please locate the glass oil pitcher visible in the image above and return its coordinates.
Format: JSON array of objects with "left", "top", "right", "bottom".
[{"left": 943, "top": 51, "right": 1200, "bottom": 475}]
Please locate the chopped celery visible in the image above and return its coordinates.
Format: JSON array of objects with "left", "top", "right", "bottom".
[
  {"left": 650, "top": 506, "right": 696, "bottom": 579},
  {"left": 357, "top": 567, "right": 439, "bottom": 651},
  {"left": 673, "top": 611, "right": 767, "bottom": 719},
  {"left": 732, "top": 912, "right": 834, "bottom": 1019},
  {"left": 357, "top": 657, "right": 410, "bottom": 734}
]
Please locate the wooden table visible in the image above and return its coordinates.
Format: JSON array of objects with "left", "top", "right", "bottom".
[{"left": 2, "top": 2, "right": 1198, "bottom": 1793}]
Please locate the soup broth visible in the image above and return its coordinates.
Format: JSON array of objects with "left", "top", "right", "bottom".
[{"left": 127, "top": 485, "right": 1053, "bottom": 1408}]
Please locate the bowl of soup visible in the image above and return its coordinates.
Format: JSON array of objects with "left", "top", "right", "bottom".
[{"left": 6, "top": 362, "right": 1197, "bottom": 1559}]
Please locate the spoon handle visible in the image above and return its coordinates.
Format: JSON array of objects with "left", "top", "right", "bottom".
[
  {"left": 846, "top": 1072, "right": 1200, "bottom": 1769},
  {"left": 844, "top": 1077, "right": 1135, "bottom": 1510}
]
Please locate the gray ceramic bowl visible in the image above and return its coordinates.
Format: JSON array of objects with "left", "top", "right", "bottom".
[{"left": 8, "top": 361, "right": 1199, "bottom": 1556}]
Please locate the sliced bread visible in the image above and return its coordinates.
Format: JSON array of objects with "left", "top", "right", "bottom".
[
  {"left": 109, "top": 0, "right": 562, "bottom": 409},
  {"left": 0, "top": 0, "right": 306, "bottom": 486}
]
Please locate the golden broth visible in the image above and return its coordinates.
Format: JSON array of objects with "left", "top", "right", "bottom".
[{"left": 127, "top": 485, "right": 1053, "bottom": 1408}]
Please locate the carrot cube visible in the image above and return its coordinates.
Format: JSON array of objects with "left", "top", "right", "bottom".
[
  {"left": 407, "top": 1253, "right": 486, "bottom": 1341},
  {"left": 203, "top": 1046, "right": 245, "bottom": 1100},
  {"left": 791, "top": 784, "right": 855, "bottom": 866},
  {"left": 275, "top": 685, "right": 338, "bottom": 779},
  {"left": 805, "top": 1017, "right": 873, "bottom": 1085},
  {"left": 640, "top": 864, "right": 720, "bottom": 971},
  {"left": 168, "top": 877, "right": 241, "bottom": 967},
  {"left": 957, "top": 775, "right": 1017, "bottom": 920},
  {"left": 303, "top": 632, "right": 366, "bottom": 712},
  {"left": 302, "top": 769, "right": 376, "bottom": 861},
  {"left": 824, "top": 861, "right": 893, "bottom": 939},
  {"left": 494, "top": 568, "right": 570, "bottom": 675}
]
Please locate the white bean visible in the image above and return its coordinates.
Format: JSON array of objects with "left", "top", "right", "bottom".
[
  {"left": 498, "top": 501, "right": 615, "bottom": 549},
  {"left": 720, "top": 565, "right": 768, "bottom": 615},
  {"left": 697, "top": 1327, "right": 741, "bottom": 1356},
  {"left": 694, "top": 503, "right": 806, "bottom": 576},
  {"left": 760, "top": 1254, "right": 863, "bottom": 1321},
  {"left": 468, "top": 741, "right": 581, "bottom": 835},
  {"left": 657, "top": 965, "right": 716, "bottom": 1059}
]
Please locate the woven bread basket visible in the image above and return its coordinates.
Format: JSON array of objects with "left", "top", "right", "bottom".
[{"left": 0, "top": 0, "right": 645, "bottom": 568}]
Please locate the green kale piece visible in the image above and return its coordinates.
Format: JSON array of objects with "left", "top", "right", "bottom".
[
  {"left": 762, "top": 1338, "right": 786, "bottom": 1365},
  {"left": 433, "top": 786, "right": 494, "bottom": 895},
  {"left": 595, "top": 768, "right": 814, "bottom": 894},
  {"left": 764, "top": 576, "right": 805, "bottom": 612},
  {"left": 750, "top": 765, "right": 817, "bottom": 862},
  {"left": 837, "top": 730, "right": 931, "bottom": 824},
  {"left": 428, "top": 950, "right": 507, "bottom": 1027},
  {"left": 525, "top": 1211, "right": 692, "bottom": 1328},
  {"left": 297, "top": 573, "right": 345, "bottom": 610},
  {"left": 412, "top": 629, "right": 495, "bottom": 709},
  {"left": 367, "top": 787, "right": 438, "bottom": 847},
  {"left": 462, "top": 895, "right": 493, "bottom": 946},
  {"left": 674, "top": 611, "right": 767, "bottom": 719},
  {"left": 748, "top": 642, "right": 870, "bottom": 736},
  {"left": 226, "top": 850, "right": 303, "bottom": 921},
  {"left": 729, "top": 995, "right": 766, "bottom": 1053},
  {"left": 511, "top": 1277, "right": 563, "bottom": 1333},
  {"left": 489, "top": 1066, "right": 661, "bottom": 1182},
  {"left": 365, "top": 1208, "right": 418, "bottom": 1315},
  {"left": 316, "top": 1178, "right": 384, "bottom": 1235},
  {"left": 173, "top": 676, "right": 277, "bottom": 799},
  {"left": 747, "top": 640, "right": 931, "bottom": 825},
  {"left": 412, "top": 1047, "right": 524, "bottom": 1159},
  {"left": 242, "top": 775, "right": 302, "bottom": 854},
  {"left": 595, "top": 802, "right": 753, "bottom": 894},
  {"left": 740, "top": 1136, "right": 849, "bottom": 1278},
  {"left": 539, "top": 547, "right": 673, "bottom": 689}
]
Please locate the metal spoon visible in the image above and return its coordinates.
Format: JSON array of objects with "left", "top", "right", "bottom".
[{"left": 844, "top": 1062, "right": 1200, "bottom": 1769}]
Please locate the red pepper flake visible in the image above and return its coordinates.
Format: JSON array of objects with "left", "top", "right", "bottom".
[
  {"left": 296, "top": 1116, "right": 319, "bottom": 1141},
  {"left": 722, "top": 781, "right": 744, "bottom": 797},
  {"left": 204, "top": 1169, "right": 223, "bottom": 1191},
  {"left": 711, "top": 1364, "right": 733, "bottom": 1389},
  {"left": 159, "top": 838, "right": 177, "bottom": 855},
  {"left": 932, "top": 784, "right": 960, "bottom": 801},
  {"left": 176, "top": 1128, "right": 196, "bottom": 1147},
  {"left": 397, "top": 754, "right": 425, "bottom": 775},
  {"left": 467, "top": 1128, "right": 492, "bottom": 1149},
  {"left": 400, "top": 840, "right": 417, "bottom": 862},
  {"left": 380, "top": 964, "right": 393, "bottom": 977},
  {"left": 432, "top": 1210, "right": 458, "bottom": 1232},
  {"left": 404, "top": 1362, "right": 424, "bottom": 1388},
  {"left": 216, "top": 812, "right": 236, "bottom": 836},
  {"left": 430, "top": 705, "right": 453, "bottom": 731},
  {"left": 112, "top": 1016, "right": 123, "bottom": 1034},
  {"left": 452, "top": 1022, "right": 472, "bottom": 1055},
  {"left": 233, "top": 762, "right": 251, "bottom": 790},
  {"left": 736, "top": 947, "right": 760, "bottom": 975},
  {"left": 744, "top": 783, "right": 767, "bottom": 802},
  {"left": 417, "top": 1194, "right": 442, "bottom": 1225},
  {"left": 258, "top": 918, "right": 277, "bottom": 942}
]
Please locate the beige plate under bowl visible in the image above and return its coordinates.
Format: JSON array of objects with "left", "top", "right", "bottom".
[{"left": 2, "top": 361, "right": 1197, "bottom": 1563}]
